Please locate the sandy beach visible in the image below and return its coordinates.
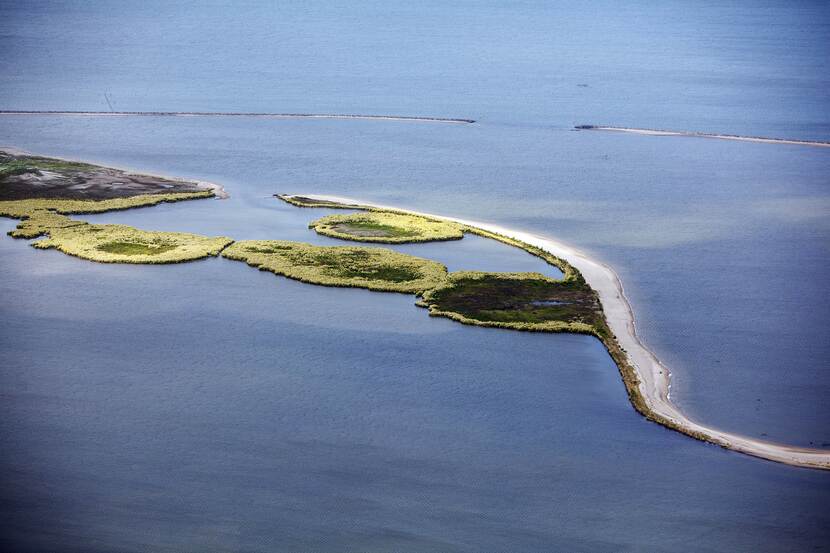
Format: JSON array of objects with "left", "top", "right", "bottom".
[
  {"left": 577, "top": 125, "right": 830, "bottom": 148},
  {"left": 299, "top": 194, "right": 830, "bottom": 470}
]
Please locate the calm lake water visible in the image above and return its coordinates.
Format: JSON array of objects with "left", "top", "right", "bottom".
[{"left": 1, "top": 1, "right": 829, "bottom": 552}]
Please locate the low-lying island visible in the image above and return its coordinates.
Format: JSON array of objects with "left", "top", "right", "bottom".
[{"left": 2, "top": 149, "right": 827, "bottom": 470}]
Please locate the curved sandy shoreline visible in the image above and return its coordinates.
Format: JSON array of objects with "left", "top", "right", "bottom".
[
  {"left": 575, "top": 125, "right": 830, "bottom": 148},
  {"left": 0, "top": 111, "right": 475, "bottom": 124},
  {"left": 301, "top": 193, "right": 830, "bottom": 470}
]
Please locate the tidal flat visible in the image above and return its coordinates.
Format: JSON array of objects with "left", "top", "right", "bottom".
[{"left": 0, "top": 149, "right": 212, "bottom": 200}]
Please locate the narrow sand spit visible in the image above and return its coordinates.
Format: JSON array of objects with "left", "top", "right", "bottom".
[
  {"left": 192, "top": 180, "right": 229, "bottom": 199},
  {"left": 575, "top": 126, "right": 830, "bottom": 148},
  {"left": 0, "top": 111, "right": 475, "bottom": 124},
  {"left": 299, "top": 194, "right": 830, "bottom": 470}
]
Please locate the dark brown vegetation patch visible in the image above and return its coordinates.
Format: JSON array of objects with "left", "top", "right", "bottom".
[
  {"left": 0, "top": 151, "right": 206, "bottom": 200},
  {"left": 421, "top": 272, "right": 607, "bottom": 334}
]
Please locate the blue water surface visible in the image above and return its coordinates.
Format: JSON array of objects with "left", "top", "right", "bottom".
[{"left": 0, "top": 1, "right": 828, "bottom": 551}]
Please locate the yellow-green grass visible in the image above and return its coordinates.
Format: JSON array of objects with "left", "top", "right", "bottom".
[
  {"left": 0, "top": 186, "right": 228, "bottom": 264},
  {"left": 1, "top": 192, "right": 216, "bottom": 243},
  {"left": 0, "top": 191, "right": 214, "bottom": 219},
  {"left": 418, "top": 271, "right": 603, "bottom": 334},
  {"left": 223, "top": 240, "right": 449, "bottom": 293},
  {"left": 309, "top": 211, "right": 464, "bottom": 243},
  {"left": 8, "top": 210, "right": 88, "bottom": 239},
  {"left": 34, "top": 223, "right": 233, "bottom": 264}
]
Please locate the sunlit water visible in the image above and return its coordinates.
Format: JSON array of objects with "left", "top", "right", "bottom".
[{"left": 1, "top": 1, "right": 829, "bottom": 551}]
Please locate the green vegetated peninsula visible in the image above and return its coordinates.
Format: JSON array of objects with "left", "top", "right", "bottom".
[
  {"left": 7, "top": 153, "right": 827, "bottom": 469},
  {"left": 273, "top": 195, "right": 653, "bottom": 442}
]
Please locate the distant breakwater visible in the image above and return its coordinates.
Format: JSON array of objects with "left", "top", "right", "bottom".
[
  {"left": 575, "top": 125, "right": 830, "bottom": 148},
  {"left": 0, "top": 111, "right": 475, "bottom": 124}
]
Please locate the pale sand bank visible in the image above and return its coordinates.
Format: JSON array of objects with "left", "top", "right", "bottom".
[
  {"left": 575, "top": 125, "right": 830, "bottom": 148},
  {"left": 298, "top": 194, "right": 830, "bottom": 470}
]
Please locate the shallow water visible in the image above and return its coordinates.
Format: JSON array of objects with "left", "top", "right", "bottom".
[
  {"left": 78, "top": 201, "right": 565, "bottom": 279},
  {"left": 1, "top": 1, "right": 829, "bottom": 551}
]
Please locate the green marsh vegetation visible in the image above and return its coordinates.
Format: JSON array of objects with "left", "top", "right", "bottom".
[
  {"left": 7, "top": 210, "right": 88, "bottom": 239},
  {"left": 310, "top": 212, "right": 464, "bottom": 243},
  {"left": 278, "top": 195, "right": 582, "bottom": 282},
  {"left": 279, "top": 195, "right": 590, "bottom": 326},
  {"left": 34, "top": 224, "right": 232, "bottom": 263},
  {"left": 418, "top": 271, "right": 603, "bottom": 334},
  {"left": 222, "top": 240, "right": 449, "bottom": 293},
  {"left": 0, "top": 152, "right": 96, "bottom": 180},
  {"left": 0, "top": 193, "right": 225, "bottom": 263},
  {"left": 0, "top": 169, "right": 223, "bottom": 262}
]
